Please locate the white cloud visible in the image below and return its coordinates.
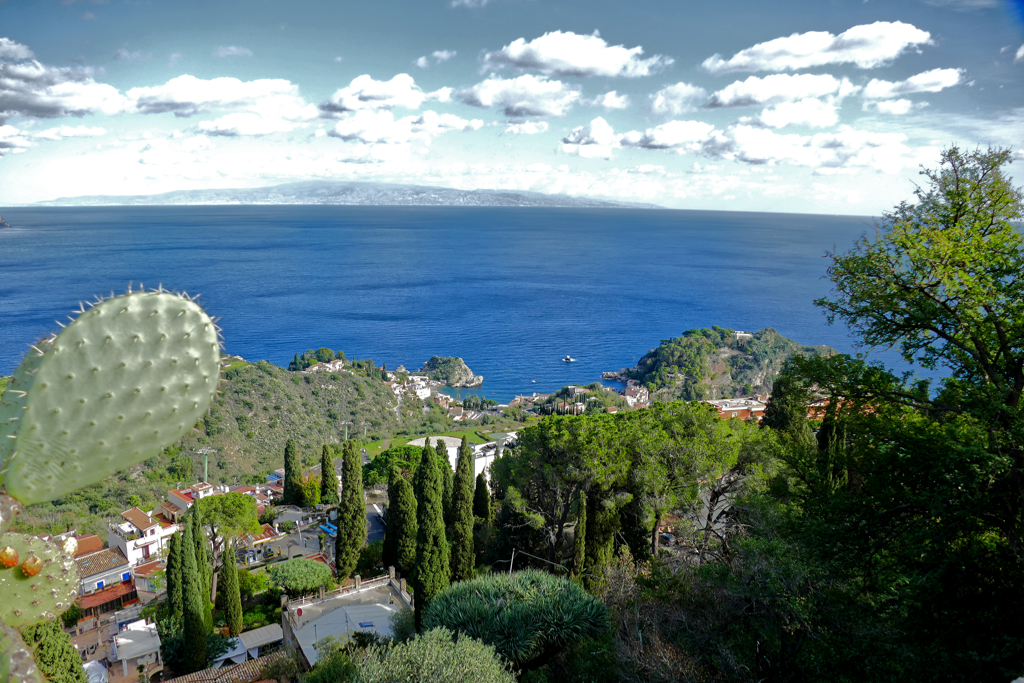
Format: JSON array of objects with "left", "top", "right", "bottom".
[
  {"left": 456, "top": 74, "right": 580, "bottom": 117},
  {"left": 864, "top": 99, "right": 918, "bottom": 115},
  {"left": 214, "top": 46, "right": 253, "bottom": 58},
  {"left": 0, "top": 124, "right": 32, "bottom": 157},
  {"left": 0, "top": 38, "right": 34, "bottom": 61},
  {"left": 328, "top": 109, "right": 481, "bottom": 146},
  {"left": 589, "top": 91, "right": 630, "bottom": 110},
  {"left": 482, "top": 30, "right": 673, "bottom": 78},
  {"left": 862, "top": 68, "right": 962, "bottom": 99},
  {"left": 196, "top": 113, "right": 297, "bottom": 136},
  {"left": 1016, "top": 45, "right": 1024, "bottom": 64},
  {"left": 708, "top": 74, "right": 856, "bottom": 107},
  {"left": 503, "top": 121, "right": 548, "bottom": 135},
  {"left": 650, "top": 82, "right": 707, "bottom": 116},
  {"left": 702, "top": 21, "right": 932, "bottom": 74},
  {"left": 749, "top": 99, "right": 839, "bottom": 128},
  {"left": 128, "top": 75, "right": 316, "bottom": 120},
  {"left": 620, "top": 120, "right": 716, "bottom": 151},
  {"left": 699, "top": 124, "right": 915, "bottom": 172},
  {"left": 114, "top": 48, "right": 148, "bottom": 61},
  {"left": 32, "top": 124, "right": 107, "bottom": 140},
  {"left": 0, "top": 59, "right": 129, "bottom": 123},
  {"left": 561, "top": 116, "right": 619, "bottom": 159},
  {"left": 414, "top": 51, "right": 456, "bottom": 69},
  {"left": 320, "top": 74, "right": 448, "bottom": 115}
]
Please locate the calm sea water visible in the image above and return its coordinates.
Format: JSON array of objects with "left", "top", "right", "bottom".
[{"left": 0, "top": 205, "right": 883, "bottom": 402}]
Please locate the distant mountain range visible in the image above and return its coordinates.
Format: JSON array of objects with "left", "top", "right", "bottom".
[{"left": 34, "top": 180, "right": 661, "bottom": 209}]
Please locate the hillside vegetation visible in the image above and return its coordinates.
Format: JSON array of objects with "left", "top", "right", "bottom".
[
  {"left": 7, "top": 355, "right": 454, "bottom": 538},
  {"left": 629, "top": 326, "right": 834, "bottom": 401}
]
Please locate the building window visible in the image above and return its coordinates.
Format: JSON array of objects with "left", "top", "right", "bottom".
[
  {"left": 122, "top": 572, "right": 131, "bottom": 582},
  {"left": 96, "top": 580, "right": 104, "bottom": 589}
]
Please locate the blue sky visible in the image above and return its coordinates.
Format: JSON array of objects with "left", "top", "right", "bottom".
[{"left": 0, "top": 0, "right": 1021, "bottom": 213}]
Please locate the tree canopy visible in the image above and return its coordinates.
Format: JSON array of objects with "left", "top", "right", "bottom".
[{"left": 269, "top": 558, "right": 335, "bottom": 597}]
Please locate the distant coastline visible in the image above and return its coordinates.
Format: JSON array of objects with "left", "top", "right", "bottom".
[{"left": 31, "top": 180, "right": 661, "bottom": 210}]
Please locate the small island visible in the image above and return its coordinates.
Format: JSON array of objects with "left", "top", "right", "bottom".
[
  {"left": 0, "top": 216, "right": 10, "bottom": 229},
  {"left": 419, "top": 355, "right": 483, "bottom": 387}
]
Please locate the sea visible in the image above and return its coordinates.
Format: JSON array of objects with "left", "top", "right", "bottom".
[{"left": 0, "top": 205, "right": 895, "bottom": 402}]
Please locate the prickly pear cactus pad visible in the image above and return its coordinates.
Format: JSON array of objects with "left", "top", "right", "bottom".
[
  {"left": 0, "top": 621, "right": 44, "bottom": 683},
  {"left": 0, "top": 290, "right": 221, "bottom": 506},
  {"left": 0, "top": 533, "right": 77, "bottom": 630}
]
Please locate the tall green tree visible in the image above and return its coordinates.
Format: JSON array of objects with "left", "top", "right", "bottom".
[
  {"left": 816, "top": 145, "right": 1024, "bottom": 559},
  {"left": 190, "top": 509, "right": 213, "bottom": 630},
  {"left": 166, "top": 532, "right": 184, "bottom": 620},
  {"left": 335, "top": 439, "right": 366, "bottom": 579},
  {"left": 414, "top": 440, "right": 450, "bottom": 630},
  {"left": 179, "top": 514, "right": 208, "bottom": 673},
  {"left": 449, "top": 436, "right": 475, "bottom": 581},
  {"left": 383, "top": 466, "right": 418, "bottom": 576},
  {"left": 283, "top": 438, "right": 303, "bottom": 506},
  {"left": 320, "top": 444, "right": 340, "bottom": 506},
  {"left": 218, "top": 540, "right": 243, "bottom": 637},
  {"left": 436, "top": 439, "right": 454, "bottom": 526},
  {"left": 473, "top": 473, "right": 491, "bottom": 524},
  {"left": 572, "top": 489, "right": 586, "bottom": 579},
  {"left": 21, "top": 620, "right": 87, "bottom": 683}
]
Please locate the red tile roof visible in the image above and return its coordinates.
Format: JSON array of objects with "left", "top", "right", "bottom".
[
  {"left": 134, "top": 560, "right": 165, "bottom": 577},
  {"left": 73, "top": 534, "right": 104, "bottom": 557},
  {"left": 78, "top": 580, "right": 135, "bottom": 610},
  {"left": 76, "top": 547, "right": 129, "bottom": 579},
  {"left": 249, "top": 524, "right": 280, "bottom": 544},
  {"left": 121, "top": 507, "right": 158, "bottom": 531}
]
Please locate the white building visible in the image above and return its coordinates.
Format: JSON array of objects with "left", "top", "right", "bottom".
[
  {"left": 111, "top": 620, "right": 162, "bottom": 679},
  {"left": 162, "top": 481, "right": 218, "bottom": 523},
  {"left": 107, "top": 507, "right": 177, "bottom": 566}
]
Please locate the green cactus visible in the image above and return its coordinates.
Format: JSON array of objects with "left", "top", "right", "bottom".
[
  {"left": 0, "top": 289, "right": 221, "bottom": 507},
  {"left": 0, "top": 534, "right": 78, "bottom": 630},
  {"left": 0, "top": 621, "right": 44, "bottom": 683},
  {"left": 0, "top": 288, "right": 222, "bottom": 678}
]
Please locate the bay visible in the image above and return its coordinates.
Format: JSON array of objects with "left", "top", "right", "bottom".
[{"left": 0, "top": 205, "right": 883, "bottom": 402}]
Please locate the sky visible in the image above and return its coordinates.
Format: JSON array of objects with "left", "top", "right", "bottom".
[{"left": 0, "top": 0, "right": 1022, "bottom": 213}]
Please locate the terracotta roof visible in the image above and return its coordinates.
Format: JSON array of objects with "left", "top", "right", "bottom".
[
  {"left": 249, "top": 524, "right": 280, "bottom": 544},
  {"left": 78, "top": 579, "right": 135, "bottom": 610},
  {"left": 76, "top": 547, "right": 129, "bottom": 579},
  {"left": 230, "top": 486, "right": 255, "bottom": 495},
  {"left": 134, "top": 560, "right": 165, "bottom": 577},
  {"left": 73, "top": 534, "right": 104, "bottom": 557},
  {"left": 169, "top": 489, "right": 195, "bottom": 503},
  {"left": 121, "top": 507, "right": 158, "bottom": 532},
  {"left": 162, "top": 652, "right": 284, "bottom": 683}
]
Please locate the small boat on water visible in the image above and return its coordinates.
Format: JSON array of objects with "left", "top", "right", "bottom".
[{"left": 563, "top": 355, "right": 576, "bottom": 362}]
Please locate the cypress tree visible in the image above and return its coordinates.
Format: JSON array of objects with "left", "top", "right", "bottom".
[
  {"left": 21, "top": 620, "right": 87, "bottom": 683},
  {"left": 473, "top": 473, "right": 491, "bottom": 524},
  {"left": 180, "top": 515, "right": 208, "bottom": 672},
  {"left": 450, "top": 436, "right": 475, "bottom": 582},
  {"left": 414, "top": 440, "right": 450, "bottom": 630},
  {"left": 335, "top": 439, "right": 366, "bottom": 580},
  {"left": 219, "top": 541, "right": 243, "bottom": 637},
  {"left": 166, "top": 533, "right": 183, "bottom": 619},
  {"left": 436, "top": 439, "right": 453, "bottom": 526},
  {"left": 283, "top": 438, "right": 303, "bottom": 506},
  {"left": 320, "top": 444, "right": 340, "bottom": 506},
  {"left": 572, "top": 490, "right": 587, "bottom": 579},
  {"left": 190, "top": 510, "right": 214, "bottom": 631},
  {"left": 384, "top": 466, "right": 418, "bottom": 576}
]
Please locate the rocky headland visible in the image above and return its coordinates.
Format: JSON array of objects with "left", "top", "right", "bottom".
[{"left": 419, "top": 355, "right": 483, "bottom": 387}]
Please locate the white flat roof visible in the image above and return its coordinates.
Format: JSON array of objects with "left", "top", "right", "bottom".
[
  {"left": 240, "top": 623, "right": 283, "bottom": 650},
  {"left": 113, "top": 620, "right": 160, "bottom": 661}
]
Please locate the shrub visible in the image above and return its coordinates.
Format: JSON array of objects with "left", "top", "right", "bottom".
[
  {"left": 269, "top": 558, "right": 335, "bottom": 597},
  {"left": 354, "top": 628, "right": 514, "bottom": 683},
  {"left": 423, "top": 569, "right": 608, "bottom": 671}
]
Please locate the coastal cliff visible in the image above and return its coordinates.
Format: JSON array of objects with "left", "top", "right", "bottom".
[{"left": 420, "top": 355, "right": 483, "bottom": 387}]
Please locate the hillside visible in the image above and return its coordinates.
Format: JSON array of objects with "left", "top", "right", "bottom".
[
  {"left": 613, "top": 326, "right": 834, "bottom": 401},
  {"left": 6, "top": 355, "right": 455, "bottom": 538}
]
